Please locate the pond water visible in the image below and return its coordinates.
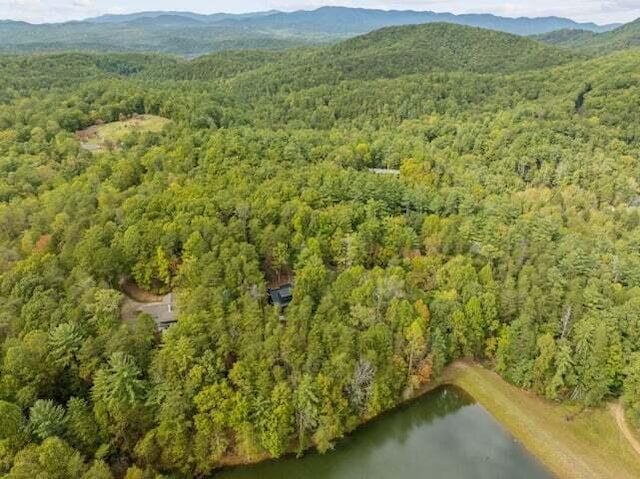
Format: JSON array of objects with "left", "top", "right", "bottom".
[{"left": 215, "top": 386, "right": 553, "bottom": 479}]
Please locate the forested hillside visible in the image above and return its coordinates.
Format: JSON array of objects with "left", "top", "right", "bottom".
[
  {"left": 326, "top": 24, "right": 577, "bottom": 77},
  {"left": 537, "top": 18, "right": 640, "bottom": 53},
  {"left": 0, "top": 20, "right": 312, "bottom": 56},
  {"left": 0, "top": 6, "right": 620, "bottom": 56},
  {"left": 142, "top": 24, "right": 577, "bottom": 88},
  {"left": 1, "top": 23, "right": 640, "bottom": 478}
]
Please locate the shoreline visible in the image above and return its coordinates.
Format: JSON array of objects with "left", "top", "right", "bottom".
[
  {"left": 215, "top": 361, "right": 640, "bottom": 479},
  {"left": 445, "top": 361, "right": 640, "bottom": 479},
  {"left": 217, "top": 371, "right": 447, "bottom": 470}
]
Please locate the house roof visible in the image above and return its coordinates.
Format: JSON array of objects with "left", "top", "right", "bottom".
[
  {"left": 268, "top": 284, "right": 293, "bottom": 307},
  {"left": 136, "top": 292, "right": 177, "bottom": 330}
]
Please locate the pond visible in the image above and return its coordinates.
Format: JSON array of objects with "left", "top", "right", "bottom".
[{"left": 215, "top": 386, "right": 553, "bottom": 479}]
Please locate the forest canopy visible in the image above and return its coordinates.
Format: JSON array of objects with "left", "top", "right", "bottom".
[{"left": 0, "top": 21, "right": 640, "bottom": 478}]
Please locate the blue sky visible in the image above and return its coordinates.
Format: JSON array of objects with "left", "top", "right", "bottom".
[{"left": 4, "top": 1, "right": 640, "bottom": 24}]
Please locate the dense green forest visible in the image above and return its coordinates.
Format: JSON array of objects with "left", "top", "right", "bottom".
[
  {"left": 1, "top": 21, "right": 640, "bottom": 478},
  {"left": 0, "top": 6, "right": 619, "bottom": 56}
]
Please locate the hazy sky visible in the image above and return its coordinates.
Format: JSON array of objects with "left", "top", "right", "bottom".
[{"left": 4, "top": 0, "right": 640, "bottom": 24}]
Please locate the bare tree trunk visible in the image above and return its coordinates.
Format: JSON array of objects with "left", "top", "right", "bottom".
[{"left": 560, "top": 304, "right": 572, "bottom": 340}]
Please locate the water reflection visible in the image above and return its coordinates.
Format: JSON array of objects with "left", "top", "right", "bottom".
[{"left": 215, "top": 386, "right": 552, "bottom": 479}]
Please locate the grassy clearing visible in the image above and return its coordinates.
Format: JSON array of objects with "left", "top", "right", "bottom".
[
  {"left": 444, "top": 362, "right": 640, "bottom": 479},
  {"left": 77, "top": 114, "right": 170, "bottom": 152}
]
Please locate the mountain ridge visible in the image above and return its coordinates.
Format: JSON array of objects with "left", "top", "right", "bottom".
[
  {"left": 5, "top": 7, "right": 621, "bottom": 32},
  {"left": 210, "top": 7, "right": 620, "bottom": 35},
  {"left": 163, "top": 22, "right": 579, "bottom": 92},
  {"left": 324, "top": 22, "right": 577, "bottom": 77},
  {"left": 84, "top": 10, "right": 279, "bottom": 25},
  {"left": 536, "top": 17, "right": 640, "bottom": 52},
  {"left": 0, "top": 7, "right": 625, "bottom": 56}
]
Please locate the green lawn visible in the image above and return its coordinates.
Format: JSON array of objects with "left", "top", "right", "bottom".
[
  {"left": 77, "top": 114, "right": 170, "bottom": 152},
  {"left": 444, "top": 362, "right": 640, "bottom": 479}
]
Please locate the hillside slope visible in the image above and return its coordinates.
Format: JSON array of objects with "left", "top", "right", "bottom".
[
  {"left": 325, "top": 23, "right": 577, "bottom": 79},
  {"left": 156, "top": 23, "right": 577, "bottom": 92},
  {"left": 0, "top": 21, "right": 584, "bottom": 96},
  {"left": 0, "top": 21, "right": 317, "bottom": 55},
  {"left": 537, "top": 18, "right": 640, "bottom": 53}
]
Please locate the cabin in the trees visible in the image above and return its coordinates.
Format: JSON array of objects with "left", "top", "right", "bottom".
[
  {"left": 137, "top": 293, "right": 177, "bottom": 332},
  {"left": 268, "top": 284, "right": 293, "bottom": 309}
]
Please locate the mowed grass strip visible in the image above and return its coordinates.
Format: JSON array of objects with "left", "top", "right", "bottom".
[{"left": 444, "top": 361, "right": 640, "bottom": 479}]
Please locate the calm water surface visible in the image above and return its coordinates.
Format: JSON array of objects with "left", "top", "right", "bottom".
[{"left": 216, "top": 386, "right": 553, "bottom": 479}]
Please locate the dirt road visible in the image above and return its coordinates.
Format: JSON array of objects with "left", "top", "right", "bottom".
[{"left": 611, "top": 402, "right": 640, "bottom": 457}]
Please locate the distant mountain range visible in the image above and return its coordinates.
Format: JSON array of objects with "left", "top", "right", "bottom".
[
  {"left": 0, "top": 7, "right": 625, "bottom": 56},
  {"left": 84, "top": 11, "right": 280, "bottom": 24},
  {"left": 82, "top": 7, "right": 620, "bottom": 35}
]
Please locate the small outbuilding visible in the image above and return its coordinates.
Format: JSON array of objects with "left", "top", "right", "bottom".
[
  {"left": 268, "top": 284, "right": 293, "bottom": 309},
  {"left": 368, "top": 168, "right": 400, "bottom": 176}
]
